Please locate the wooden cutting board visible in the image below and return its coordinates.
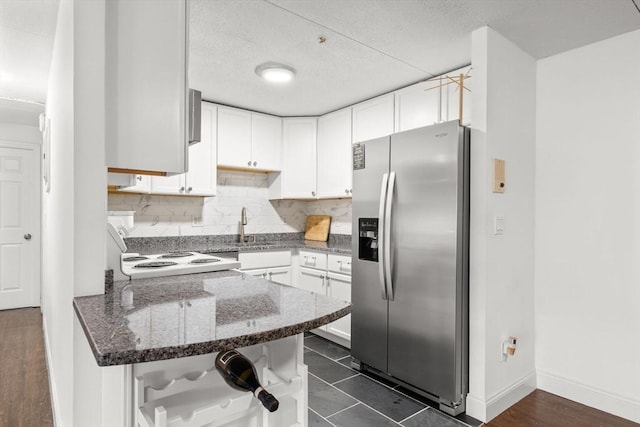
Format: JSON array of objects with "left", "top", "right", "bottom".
[{"left": 304, "top": 215, "right": 331, "bottom": 242}]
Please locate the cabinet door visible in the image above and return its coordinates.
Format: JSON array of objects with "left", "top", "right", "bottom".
[
  {"left": 105, "top": 0, "right": 188, "bottom": 174},
  {"left": 119, "top": 174, "right": 151, "bottom": 194},
  {"left": 317, "top": 109, "right": 352, "bottom": 198},
  {"left": 281, "top": 118, "right": 317, "bottom": 199},
  {"left": 298, "top": 267, "right": 325, "bottom": 295},
  {"left": 242, "top": 268, "right": 266, "bottom": 278},
  {"left": 150, "top": 173, "right": 184, "bottom": 195},
  {"left": 217, "top": 106, "right": 252, "bottom": 168},
  {"left": 395, "top": 81, "right": 440, "bottom": 132},
  {"left": 326, "top": 272, "right": 351, "bottom": 341},
  {"left": 251, "top": 113, "right": 282, "bottom": 171},
  {"left": 266, "top": 266, "right": 291, "bottom": 286},
  {"left": 352, "top": 93, "right": 394, "bottom": 143},
  {"left": 185, "top": 102, "right": 216, "bottom": 196}
]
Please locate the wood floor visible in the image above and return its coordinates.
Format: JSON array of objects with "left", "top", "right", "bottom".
[
  {"left": 484, "top": 389, "right": 639, "bottom": 427},
  {"left": 0, "top": 308, "right": 638, "bottom": 427},
  {"left": 0, "top": 308, "right": 53, "bottom": 427}
]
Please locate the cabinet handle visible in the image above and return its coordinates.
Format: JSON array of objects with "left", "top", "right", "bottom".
[
  {"left": 268, "top": 272, "right": 273, "bottom": 279},
  {"left": 345, "top": 189, "right": 349, "bottom": 194},
  {"left": 179, "top": 187, "right": 185, "bottom": 193},
  {"left": 349, "top": 189, "right": 352, "bottom": 194},
  {"left": 136, "top": 175, "right": 142, "bottom": 181},
  {"left": 187, "top": 186, "right": 192, "bottom": 193},
  {"left": 178, "top": 301, "right": 184, "bottom": 308},
  {"left": 326, "top": 277, "right": 331, "bottom": 287},
  {"left": 247, "top": 161, "right": 252, "bottom": 166},
  {"left": 186, "top": 301, "right": 192, "bottom": 307},
  {"left": 253, "top": 161, "right": 257, "bottom": 167},
  {"left": 311, "top": 191, "right": 316, "bottom": 197}
]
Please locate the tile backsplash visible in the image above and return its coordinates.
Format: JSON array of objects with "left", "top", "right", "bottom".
[{"left": 108, "top": 170, "right": 352, "bottom": 237}]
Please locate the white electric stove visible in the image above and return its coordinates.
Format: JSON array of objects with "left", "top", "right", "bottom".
[
  {"left": 107, "top": 223, "right": 240, "bottom": 280},
  {"left": 120, "top": 251, "right": 241, "bottom": 279}
]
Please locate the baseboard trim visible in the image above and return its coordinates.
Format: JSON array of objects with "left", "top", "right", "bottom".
[
  {"left": 537, "top": 369, "right": 640, "bottom": 423},
  {"left": 466, "top": 371, "right": 537, "bottom": 422},
  {"left": 43, "top": 316, "right": 63, "bottom": 427}
]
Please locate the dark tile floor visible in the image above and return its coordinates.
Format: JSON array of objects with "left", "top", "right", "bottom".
[{"left": 303, "top": 333, "right": 481, "bottom": 427}]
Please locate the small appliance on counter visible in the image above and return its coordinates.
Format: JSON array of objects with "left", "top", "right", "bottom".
[{"left": 106, "top": 223, "right": 240, "bottom": 281}]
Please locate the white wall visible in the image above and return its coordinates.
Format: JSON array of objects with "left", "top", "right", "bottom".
[
  {"left": 108, "top": 170, "right": 352, "bottom": 237},
  {"left": 466, "top": 26, "right": 537, "bottom": 422},
  {"left": 43, "top": 1, "right": 112, "bottom": 425},
  {"left": 535, "top": 29, "right": 640, "bottom": 422},
  {"left": 42, "top": 0, "right": 75, "bottom": 424}
]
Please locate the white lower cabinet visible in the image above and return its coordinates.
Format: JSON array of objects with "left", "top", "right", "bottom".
[
  {"left": 239, "top": 250, "right": 292, "bottom": 286},
  {"left": 294, "top": 251, "right": 352, "bottom": 347},
  {"left": 325, "top": 272, "right": 351, "bottom": 341},
  {"left": 243, "top": 266, "right": 292, "bottom": 286}
]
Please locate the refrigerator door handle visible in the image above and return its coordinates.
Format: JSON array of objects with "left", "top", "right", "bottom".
[
  {"left": 384, "top": 172, "right": 396, "bottom": 300},
  {"left": 378, "top": 173, "right": 389, "bottom": 299}
]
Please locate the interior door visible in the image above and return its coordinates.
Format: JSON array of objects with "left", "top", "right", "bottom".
[{"left": 0, "top": 142, "right": 40, "bottom": 310}]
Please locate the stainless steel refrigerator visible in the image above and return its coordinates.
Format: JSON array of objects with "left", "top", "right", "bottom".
[{"left": 351, "top": 120, "right": 469, "bottom": 416}]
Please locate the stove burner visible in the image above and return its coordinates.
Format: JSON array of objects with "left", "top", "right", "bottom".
[
  {"left": 133, "top": 261, "right": 178, "bottom": 269},
  {"left": 189, "top": 258, "right": 221, "bottom": 264},
  {"left": 123, "top": 256, "right": 149, "bottom": 262},
  {"left": 159, "top": 252, "right": 194, "bottom": 259}
]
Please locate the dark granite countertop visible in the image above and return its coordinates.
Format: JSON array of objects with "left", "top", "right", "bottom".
[
  {"left": 74, "top": 270, "right": 351, "bottom": 366},
  {"left": 123, "top": 233, "right": 352, "bottom": 256},
  {"left": 198, "top": 240, "right": 352, "bottom": 256}
]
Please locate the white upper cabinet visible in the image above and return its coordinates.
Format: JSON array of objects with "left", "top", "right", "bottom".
[
  {"left": 185, "top": 102, "right": 217, "bottom": 195},
  {"left": 217, "top": 106, "right": 252, "bottom": 169},
  {"left": 395, "top": 66, "right": 472, "bottom": 132},
  {"left": 151, "top": 102, "right": 217, "bottom": 196},
  {"left": 317, "top": 108, "right": 352, "bottom": 198},
  {"left": 277, "top": 118, "right": 317, "bottom": 199},
  {"left": 394, "top": 81, "right": 440, "bottom": 132},
  {"left": 251, "top": 113, "right": 282, "bottom": 171},
  {"left": 217, "top": 106, "right": 282, "bottom": 171},
  {"left": 105, "top": 0, "right": 188, "bottom": 175},
  {"left": 351, "top": 93, "right": 395, "bottom": 143}
]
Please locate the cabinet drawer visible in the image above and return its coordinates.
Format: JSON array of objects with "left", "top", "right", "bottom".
[
  {"left": 328, "top": 254, "right": 352, "bottom": 275},
  {"left": 239, "top": 250, "right": 291, "bottom": 270},
  {"left": 299, "top": 250, "right": 327, "bottom": 270}
]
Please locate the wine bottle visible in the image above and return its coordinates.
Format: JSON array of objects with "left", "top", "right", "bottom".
[{"left": 214, "top": 349, "right": 279, "bottom": 412}]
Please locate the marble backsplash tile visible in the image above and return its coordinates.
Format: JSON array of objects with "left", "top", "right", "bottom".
[{"left": 108, "top": 170, "right": 352, "bottom": 238}]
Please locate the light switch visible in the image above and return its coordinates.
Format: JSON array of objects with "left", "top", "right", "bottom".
[{"left": 494, "top": 216, "right": 505, "bottom": 235}]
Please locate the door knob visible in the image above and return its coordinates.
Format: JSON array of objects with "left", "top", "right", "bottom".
[{"left": 24, "top": 233, "right": 32, "bottom": 240}]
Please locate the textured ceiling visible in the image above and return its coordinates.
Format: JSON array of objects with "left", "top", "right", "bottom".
[
  {"left": 0, "top": 0, "right": 59, "bottom": 105},
  {"left": 190, "top": 0, "right": 640, "bottom": 116},
  {"left": 1, "top": 0, "right": 638, "bottom": 116}
]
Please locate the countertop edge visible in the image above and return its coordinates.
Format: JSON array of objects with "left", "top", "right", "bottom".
[{"left": 89, "top": 305, "right": 351, "bottom": 367}]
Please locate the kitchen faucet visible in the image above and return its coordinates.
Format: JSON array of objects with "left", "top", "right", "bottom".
[{"left": 240, "top": 207, "right": 255, "bottom": 243}]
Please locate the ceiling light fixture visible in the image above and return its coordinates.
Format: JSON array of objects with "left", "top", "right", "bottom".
[{"left": 255, "top": 63, "right": 295, "bottom": 83}]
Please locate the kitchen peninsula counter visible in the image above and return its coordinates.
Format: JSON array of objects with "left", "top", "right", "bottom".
[{"left": 74, "top": 269, "right": 351, "bottom": 366}]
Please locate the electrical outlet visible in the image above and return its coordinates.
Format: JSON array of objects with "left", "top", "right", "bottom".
[
  {"left": 192, "top": 216, "right": 203, "bottom": 227},
  {"left": 494, "top": 216, "right": 505, "bottom": 235}
]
